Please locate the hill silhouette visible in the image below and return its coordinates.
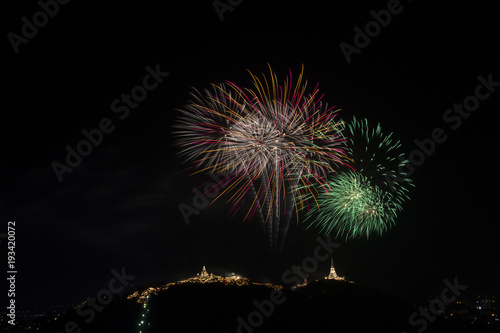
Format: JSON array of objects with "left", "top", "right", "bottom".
[{"left": 27, "top": 279, "right": 492, "bottom": 333}]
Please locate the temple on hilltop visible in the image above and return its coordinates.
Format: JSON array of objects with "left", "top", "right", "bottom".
[
  {"left": 325, "top": 257, "right": 347, "bottom": 281},
  {"left": 292, "top": 257, "right": 351, "bottom": 290},
  {"left": 198, "top": 266, "right": 211, "bottom": 279},
  {"left": 126, "top": 266, "right": 284, "bottom": 303}
]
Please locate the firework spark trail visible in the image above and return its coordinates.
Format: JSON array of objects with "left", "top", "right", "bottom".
[
  {"left": 175, "top": 65, "right": 348, "bottom": 253},
  {"left": 306, "top": 171, "right": 395, "bottom": 238},
  {"left": 303, "top": 117, "right": 412, "bottom": 240},
  {"left": 345, "top": 116, "right": 412, "bottom": 204}
]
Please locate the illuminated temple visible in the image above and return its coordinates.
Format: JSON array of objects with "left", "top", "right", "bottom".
[
  {"left": 127, "top": 266, "right": 282, "bottom": 303},
  {"left": 326, "top": 257, "right": 346, "bottom": 281},
  {"left": 195, "top": 266, "right": 212, "bottom": 280},
  {"left": 127, "top": 262, "right": 352, "bottom": 303},
  {"left": 291, "top": 257, "right": 352, "bottom": 290}
]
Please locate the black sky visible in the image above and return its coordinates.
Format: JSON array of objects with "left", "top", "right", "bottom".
[{"left": 2, "top": 0, "right": 499, "bottom": 312}]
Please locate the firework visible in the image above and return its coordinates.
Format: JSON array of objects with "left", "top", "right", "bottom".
[
  {"left": 344, "top": 116, "right": 412, "bottom": 203},
  {"left": 305, "top": 170, "right": 399, "bottom": 239},
  {"left": 175, "top": 65, "right": 348, "bottom": 253},
  {"left": 304, "top": 117, "right": 412, "bottom": 239}
]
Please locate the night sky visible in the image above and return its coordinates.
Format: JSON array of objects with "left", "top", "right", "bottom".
[{"left": 2, "top": 0, "right": 499, "bottom": 313}]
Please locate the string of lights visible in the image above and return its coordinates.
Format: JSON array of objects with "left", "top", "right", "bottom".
[{"left": 137, "top": 295, "right": 150, "bottom": 333}]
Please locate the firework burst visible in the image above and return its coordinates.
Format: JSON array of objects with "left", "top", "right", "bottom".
[
  {"left": 304, "top": 117, "right": 412, "bottom": 240},
  {"left": 344, "top": 116, "right": 412, "bottom": 204},
  {"left": 175, "top": 65, "right": 348, "bottom": 253},
  {"left": 305, "top": 170, "right": 399, "bottom": 239}
]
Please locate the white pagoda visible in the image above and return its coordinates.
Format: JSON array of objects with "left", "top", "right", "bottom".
[
  {"left": 196, "top": 265, "right": 213, "bottom": 280},
  {"left": 200, "top": 266, "right": 209, "bottom": 278},
  {"left": 326, "top": 257, "right": 345, "bottom": 281}
]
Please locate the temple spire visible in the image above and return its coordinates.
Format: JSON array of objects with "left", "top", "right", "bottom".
[
  {"left": 328, "top": 257, "right": 338, "bottom": 279},
  {"left": 327, "top": 257, "right": 345, "bottom": 281},
  {"left": 200, "top": 266, "right": 209, "bottom": 278}
]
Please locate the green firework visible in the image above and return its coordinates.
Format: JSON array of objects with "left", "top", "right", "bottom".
[
  {"left": 303, "top": 117, "right": 412, "bottom": 239},
  {"left": 344, "top": 116, "right": 412, "bottom": 203},
  {"left": 305, "top": 171, "right": 399, "bottom": 239}
]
